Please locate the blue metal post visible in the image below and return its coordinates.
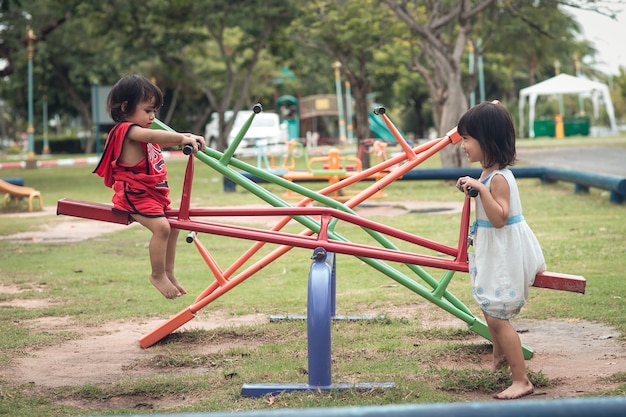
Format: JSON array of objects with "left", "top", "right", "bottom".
[
  {"left": 241, "top": 248, "right": 394, "bottom": 397},
  {"left": 307, "top": 247, "right": 332, "bottom": 387},
  {"left": 468, "top": 41, "right": 475, "bottom": 107},
  {"left": 344, "top": 80, "right": 354, "bottom": 143}
]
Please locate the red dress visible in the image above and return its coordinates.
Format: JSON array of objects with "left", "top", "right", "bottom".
[{"left": 93, "top": 122, "right": 171, "bottom": 217}]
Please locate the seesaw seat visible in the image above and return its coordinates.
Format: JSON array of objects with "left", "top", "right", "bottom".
[{"left": 57, "top": 198, "right": 133, "bottom": 225}]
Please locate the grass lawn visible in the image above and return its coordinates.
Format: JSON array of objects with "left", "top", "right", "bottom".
[{"left": 0, "top": 135, "right": 625, "bottom": 416}]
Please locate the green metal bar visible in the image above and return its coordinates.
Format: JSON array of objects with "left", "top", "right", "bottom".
[
  {"left": 158, "top": 117, "right": 531, "bottom": 357},
  {"left": 199, "top": 149, "right": 441, "bottom": 287},
  {"left": 432, "top": 270, "right": 456, "bottom": 299},
  {"left": 221, "top": 105, "right": 262, "bottom": 164},
  {"left": 195, "top": 149, "right": 497, "bottom": 344},
  {"left": 151, "top": 118, "right": 175, "bottom": 132}
]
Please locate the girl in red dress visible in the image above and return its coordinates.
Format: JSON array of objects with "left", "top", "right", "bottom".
[{"left": 94, "top": 74, "right": 205, "bottom": 299}]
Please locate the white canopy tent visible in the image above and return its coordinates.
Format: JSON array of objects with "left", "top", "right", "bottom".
[{"left": 518, "top": 73, "right": 618, "bottom": 138}]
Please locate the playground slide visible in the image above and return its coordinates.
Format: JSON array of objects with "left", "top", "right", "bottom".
[{"left": 0, "top": 178, "right": 43, "bottom": 212}]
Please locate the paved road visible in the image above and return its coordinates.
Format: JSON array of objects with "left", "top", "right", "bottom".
[{"left": 517, "top": 146, "right": 626, "bottom": 177}]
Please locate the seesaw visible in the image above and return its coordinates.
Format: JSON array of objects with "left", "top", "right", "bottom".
[{"left": 57, "top": 104, "right": 585, "bottom": 359}]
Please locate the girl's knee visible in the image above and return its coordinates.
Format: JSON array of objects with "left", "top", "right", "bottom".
[
  {"left": 139, "top": 217, "right": 170, "bottom": 239},
  {"left": 153, "top": 221, "right": 171, "bottom": 239}
]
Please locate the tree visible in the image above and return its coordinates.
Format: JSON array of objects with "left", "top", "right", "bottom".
[
  {"left": 0, "top": 1, "right": 72, "bottom": 78},
  {"left": 382, "top": 0, "right": 497, "bottom": 168},
  {"left": 381, "top": 0, "right": 613, "bottom": 166},
  {"left": 157, "top": 0, "right": 295, "bottom": 152},
  {"left": 290, "top": 0, "right": 404, "bottom": 169},
  {"left": 0, "top": 1, "right": 78, "bottom": 142}
]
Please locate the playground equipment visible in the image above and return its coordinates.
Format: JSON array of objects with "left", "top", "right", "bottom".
[
  {"left": 57, "top": 103, "right": 585, "bottom": 392},
  {"left": 288, "top": 94, "right": 403, "bottom": 146},
  {"left": 253, "top": 138, "right": 391, "bottom": 201},
  {"left": 87, "top": 396, "right": 626, "bottom": 417},
  {"left": 242, "top": 247, "right": 396, "bottom": 396},
  {"left": 399, "top": 166, "right": 626, "bottom": 204},
  {"left": 1, "top": 178, "right": 43, "bottom": 211},
  {"left": 281, "top": 146, "right": 389, "bottom": 201}
]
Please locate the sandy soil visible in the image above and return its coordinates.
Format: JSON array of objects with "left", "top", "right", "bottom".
[
  {"left": 2, "top": 298, "right": 625, "bottom": 405},
  {"left": 1, "top": 202, "right": 625, "bottom": 411}
]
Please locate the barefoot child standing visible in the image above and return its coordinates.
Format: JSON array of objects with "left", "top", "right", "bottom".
[
  {"left": 94, "top": 74, "right": 206, "bottom": 299},
  {"left": 456, "top": 101, "right": 545, "bottom": 399}
]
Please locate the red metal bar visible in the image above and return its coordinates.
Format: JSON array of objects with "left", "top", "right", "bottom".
[
  {"left": 168, "top": 206, "right": 458, "bottom": 256},
  {"left": 56, "top": 198, "right": 586, "bottom": 295},
  {"left": 178, "top": 153, "right": 194, "bottom": 221},
  {"left": 455, "top": 196, "right": 472, "bottom": 263},
  {"left": 376, "top": 108, "right": 416, "bottom": 160}
]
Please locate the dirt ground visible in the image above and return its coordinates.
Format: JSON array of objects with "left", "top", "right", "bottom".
[
  {"left": 2, "top": 295, "right": 625, "bottom": 406},
  {"left": 1, "top": 202, "right": 625, "bottom": 410}
]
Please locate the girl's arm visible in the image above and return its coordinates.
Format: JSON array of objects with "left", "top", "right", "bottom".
[
  {"left": 127, "top": 126, "right": 206, "bottom": 150},
  {"left": 457, "top": 173, "right": 510, "bottom": 228},
  {"left": 478, "top": 174, "right": 510, "bottom": 228}
]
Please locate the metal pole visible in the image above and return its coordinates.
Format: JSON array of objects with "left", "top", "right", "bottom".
[
  {"left": 93, "top": 81, "right": 101, "bottom": 154},
  {"left": 468, "top": 41, "right": 475, "bottom": 107},
  {"left": 42, "top": 93, "right": 49, "bottom": 154},
  {"left": 344, "top": 80, "right": 354, "bottom": 143},
  {"left": 575, "top": 54, "right": 585, "bottom": 114},
  {"left": 477, "top": 38, "right": 485, "bottom": 103},
  {"left": 26, "top": 26, "right": 36, "bottom": 162},
  {"left": 333, "top": 61, "right": 347, "bottom": 145},
  {"left": 0, "top": 99, "right": 6, "bottom": 155}
]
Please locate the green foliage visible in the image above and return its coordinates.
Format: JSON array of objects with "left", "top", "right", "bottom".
[{"left": 0, "top": 0, "right": 619, "bottom": 152}]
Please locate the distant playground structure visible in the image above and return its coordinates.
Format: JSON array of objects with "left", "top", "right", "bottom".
[
  {"left": 253, "top": 139, "right": 391, "bottom": 201},
  {"left": 277, "top": 94, "right": 401, "bottom": 146}
]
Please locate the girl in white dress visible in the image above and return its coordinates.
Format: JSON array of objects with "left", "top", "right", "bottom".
[{"left": 456, "top": 101, "right": 546, "bottom": 400}]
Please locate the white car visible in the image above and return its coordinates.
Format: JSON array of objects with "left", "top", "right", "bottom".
[{"left": 204, "top": 110, "right": 288, "bottom": 157}]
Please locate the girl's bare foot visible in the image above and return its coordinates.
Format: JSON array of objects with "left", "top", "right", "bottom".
[
  {"left": 167, "top": 274, "right": 186, "bottom": 295},
  {"left": 494, "top": 381, "right": 534, "bottom": 400},
  {"left": 150, "top": 274, "right": 182, "bottom": 299}
]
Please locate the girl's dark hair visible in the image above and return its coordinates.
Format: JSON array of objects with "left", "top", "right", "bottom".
[
  {"left": 457, "top": 101, "right": 517, "bottom": 169},
  {"left": 107, "top": 74, "right": 163, "bottom": 123}
]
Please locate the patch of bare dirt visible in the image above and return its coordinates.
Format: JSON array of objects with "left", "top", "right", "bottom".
[
  {"left": 436, "top": 318, "right": 625, "bottom": 401},
  {"left": 2, "top": 312, "right": 268, "bottom": 388},
  {"left": 2, "top": 298, "right": 624, "bottom": 402}
]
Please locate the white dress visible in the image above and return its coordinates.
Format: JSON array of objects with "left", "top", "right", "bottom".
[{"left": 468, "top": 169, "right": 546, "bottom": 320}]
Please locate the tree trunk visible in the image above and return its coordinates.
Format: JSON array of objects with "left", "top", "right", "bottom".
[
  {"left": 382, "top": 0, "right": 496, "bottom": 168},
  {"left": 348, "top": 76, "right": 372, "bottom": 170},
  {"left": 438, "top": 70, "right": 469, "bottom": 168},
  {"left": 51, "top": 62, "right": 94, "bottom": 153}
]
